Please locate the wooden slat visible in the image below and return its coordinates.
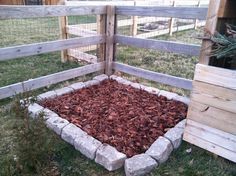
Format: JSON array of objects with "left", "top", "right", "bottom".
[
  {"left": 0, "top": 62, "right": 105, "bottom": 100},
  {"left": 115, "top": 6, "right": 208, "bottom": 20},
  {"left": 0, "top": 5, "right": 106, "bottom": 19},
  {"left": 66, "top": 26, "right": 97, "bottom": 37},
  {"left": 191, "top": 81, "right": 236, "bottom": 114},
  {"left": 194, "top": 64, "right": 236, "bottom": 89},
  {"left": 68, "top": 49, "right": 97, "bottom": 63},
  {"left": 183, "top": 130, "right": 236, "bottom": 163},
  {"left": 0, "top": 35, "right": 105, "bottom": 61},
  {"left": 188, "top": 100, "right": 236, "bottom": 135},
  {"left": 113, "top": 62, "right": 192, "bottom": 90},
  {"left": 115, "top": 35, "right": 201, "bottom": 56}
]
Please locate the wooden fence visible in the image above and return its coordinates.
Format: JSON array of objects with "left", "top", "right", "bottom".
[{"left": 0, "top": 4, "right": 208, "bottom": 99}]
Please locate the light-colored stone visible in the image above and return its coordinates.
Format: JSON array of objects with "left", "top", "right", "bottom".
[
  {"left": 146, "top": 136, "right": 173, "bottom": 163},
  {"left": 130, "top": 83, "right": 146, "bottom": 90},
  {"left": 93, "top": 74, "right": 108, "bottom": 82},
  {"left": 95, "top": 144, "right": 127, "bottom": 171},
  {"left": 55, "top": 87, "right": 74, "bottom": 96},
  {"left": 143, "top": 86, "right": 160, "bottom": 95},
  {"left": 37, "top": 91, "right": 57, "bottom": 100},
  {"left": 28, "top": 103, "right": 44, "bottom": 118},
  {"left": 110, "top": 75, "right": 122, "bottom": 81},
  {"left": 69, "top": 82, "right": 85, "bottom": 90},
  {"left": 164, "top": 127, "right": 184, "bottom": 149},
  {"left": 46, "top": 116, "right": 69, "bottom": 135},
  {"left": 125, "top": 154, "right": 158, "bottom": 176},
  {"left": 84, "top": 80, "right": 100, "bottom": 87},
  {"left": 42, "top": 108, "right": 59, "bottom": 120},
  {"left": 74, "top": 135, "right": 102, "bottom": 160},
  {"left": 61, "top": 123, "right": 87, "bottom": 145},
  {"left": 173, "top": 95, "right": 190, "bottom": 105},
  {"left": 158, "top": 90, "right": 178, "bottom": 100},
  {"left": 110, "top": 75, "right": 132, "bottom": 86},
  {"left": 175, "top": 119, "right": 187, "bottom": 129}
]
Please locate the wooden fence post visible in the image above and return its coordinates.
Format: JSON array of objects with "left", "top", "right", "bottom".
[
  {"left": 97, "top": 14, "right": 106, "bottom": 62},
  {"left": 199, "top": 0, "right": 221, "bottom": 64},
  {"left": 59, "top": 0, "right": 69, "bottom": 62},
  {"left": 105, "top": 5, "right": 115, "bottom": 75},
  {"left": 131, "top": 0, "right": 138, "bottom": 36},
  {"left": 169, "top": 0, "right": 175, "bottom": 36},
  {"left": 194, "top": 0, "right": 201, "bottom": 29}
]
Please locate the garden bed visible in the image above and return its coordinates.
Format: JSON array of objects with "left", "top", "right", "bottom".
[
  {"left": 27, "top": 74, "right": 189, "bottom": 174},
  {"left": 39, "top": 79, "right": 187, "bottom": 157}
]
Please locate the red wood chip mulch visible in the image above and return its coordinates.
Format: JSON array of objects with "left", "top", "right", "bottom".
[{"left": 39, "top": 79, "right": 188, "bottom": 157}]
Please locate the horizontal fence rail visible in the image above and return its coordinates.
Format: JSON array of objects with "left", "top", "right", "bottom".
[
  {"left": 0, "top": 5, "right": 106, "bottom": 19},
  {"left": 0, "top": 62, "right": 105, "bottom": 99},
  {"left": 116, "top": 6, "right": 208, "bottom": 20},
  {"left": 115, "top": 35, "right": 201, "bottom": 56},
  {"left": 0, "top": 35, "right": 105, "bottom": 61},
  {"left": 113, "top": 62, "right": 193, "bottom": 90}
]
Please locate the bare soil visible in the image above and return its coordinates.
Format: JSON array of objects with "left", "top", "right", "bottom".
[{"left": 40, "top": 79, "right": 187, "bottom": 157}]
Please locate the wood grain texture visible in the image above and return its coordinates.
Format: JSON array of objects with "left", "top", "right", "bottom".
[
  {"left": 184, "top": 119, "right": 236, "bottom": 162},
  {"left": 113, "top": 62, "right": 192, "bottom": 90},
  {"left": 0, "top": 5, "right": 106, "bottom": 19},
  {"left": 105, "top": 6, "right": 115, "bottom": 75},
  {"left": 191, "top": 80, "right": 236, "bottom": 114},
  {"left": 115, "top": 35, "right": 201, "bottom": 56},
  {"left": 188, "top": 100, "right": 236, "bottom": 135},
  {"left": 0, "top": 62, "right": 105, "bottom": 100},
  {"left": 194, "top": 64, "right": 236, "bottom": 89},
  {"left": 115, "top": 6, "right": 208, "bottom": 20},
  {"left": 0, "top": 35, "right": 105, "bottom": 61}
]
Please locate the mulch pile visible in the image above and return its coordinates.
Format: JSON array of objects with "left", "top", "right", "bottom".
[{"left": 39, "top": 79, "right": 188, "bottom": 157}]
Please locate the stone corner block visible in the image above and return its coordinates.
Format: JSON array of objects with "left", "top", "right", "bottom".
[
  {"left": 84, "top": 79, "right": 100, "bottom": 87},
  {"left": 93, "top": 74, "right": 109, "bottom": 82},
  {"left": 37, "top": 91, "right": 57, "bottom": 101},
  {"left": 28, "top": 103, "right": 44, "bottom": 118},
  {"left": 95, "top": 144, "right": 127, "bottom": 171},
  {"left": 68, "top": 82, "right": 85, "bottom": 91},
  {"left": 175, "top": 119, "right": 187, "bottom": 129},
  {"left": 42, "top": 108, "right": 59, "bottom": 120},
  {"left": 145, "top": 136, "right": 173, "bottom": 164},
  {"left": 158, "top": 90, "right": 178, "bottom": 100},
  {"left": 173, "top": 95, "right": 190, "bottom": 105},
  {"left": 164, "top": 127, "right": 184, "bottom": 149},
  {"left": 143, "top": 86, "right": 160, "bottom": 95},
  {"left": 125, "top": 153, "right": 158, "bottom": 176},
  {"left": 74, "top": 135, "right": 102, "bottom": 160},
  {"left": 61, "top": 123, "right": 87, "bottom": 145},
  {"left": 55, "top": 87, "right": 74, "bottom": 96},
  {"left": 46, "top": 116, "right": 69, "bottom": 135},
  {"left": 130, "top": 83, "right": 146, "bottom": 90}
]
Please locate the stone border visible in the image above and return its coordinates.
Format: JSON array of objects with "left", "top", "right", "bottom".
[{"left": 27, "top": 74, "right": 188, "bottom": 175}]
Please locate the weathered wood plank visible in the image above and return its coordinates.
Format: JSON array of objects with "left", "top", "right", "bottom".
[
  {"left": 0, "top": 62, "right": 105, "bottom": 100},
  {"left": 105, "top": 6, "right": 115, "bottom": 75},
  {"left": 194, "top": 64, "right": 236, "bottom": 89},
  {"left": 66, "top": 26, "right": 97, "bottom": 37},
  {"left": 0, "top": 35, "right": 105, "bottom": 61},
  {"left": 113, "top": 62, "right": 192, "bottom": 90},
  {"left": 115, "top": 6, "right": 208, "bottom": 20},
  {"left": 97, "top": 14, "right": 106, "bottom": 62},
  {"left": 191, "top": 80, "right": 236, "bottom": 114},
  {"left": 115, "top": 35, "right": 201, "bottom": 56},
  {"left": 0, "top": 5, "right": 106, "bottom": 19},
  {"left": 184, "top": 120, "right": 236, "bottom": 157},
  {"left": 68, "top": 49, "right": 97, "bottom": 63},
  {"left": 188, "top": 100, "right": 236, "bottom": 135},
  {"left": 183, "top": 130, "right": 236, "bottom": 163}
]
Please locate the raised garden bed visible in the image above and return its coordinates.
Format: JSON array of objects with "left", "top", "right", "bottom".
[{"left": 27, "top": 74, "right": 189, "bottom": 175}]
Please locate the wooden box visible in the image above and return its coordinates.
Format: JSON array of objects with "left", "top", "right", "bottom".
[{"left": 183, "top": 64, "right": 236, "bottom": 163}]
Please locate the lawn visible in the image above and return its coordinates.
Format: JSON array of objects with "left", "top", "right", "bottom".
[{"left": 0, "top": 17, "right": 235, "bottom": 175}]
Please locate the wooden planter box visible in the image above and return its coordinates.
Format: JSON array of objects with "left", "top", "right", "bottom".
[{"left": 183, "top": 64, "right": 236, "bottom": 163}]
